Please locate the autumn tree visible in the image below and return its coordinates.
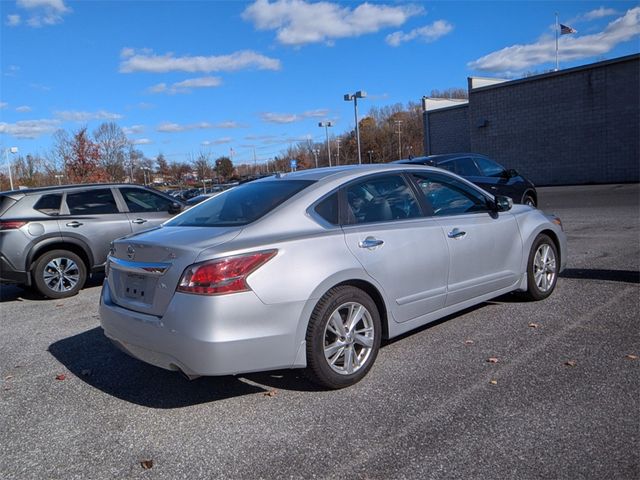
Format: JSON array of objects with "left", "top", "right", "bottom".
[
  {"left": 169, "top": 161, "right": 192, "bottom": 187},
  {"left": 66, "top": 127, "right": 105, "bottom": 184},
  {"left": 155, "top": 153, "right": 170, "bottom": 182},
  {"left": 94, "top": 122, "right": 129, "bottom": 182},
  {"left": 192, "top": 152, "right": 213, "bottom": 184}
]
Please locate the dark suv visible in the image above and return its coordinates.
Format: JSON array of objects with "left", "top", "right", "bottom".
[
  {"left": 0, "top": 184, "right": 185, "bottom": 298},
  {"left": 396, "top": 153, "right": 537, "bottom": 207}
]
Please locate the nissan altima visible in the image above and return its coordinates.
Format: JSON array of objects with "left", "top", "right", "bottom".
[{"left": 100, "top": 164, "right": 566, "bottom": 389}]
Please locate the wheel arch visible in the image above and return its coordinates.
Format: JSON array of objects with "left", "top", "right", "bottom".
[
  {"left": 522, "top": 188, "right": 537, "bottom": 206},
  {"left": 27, "top": 238, "right": 93, "bottom": 274},
  {"left": 538, "top": 228, "right": 561, "bottom": 267}
]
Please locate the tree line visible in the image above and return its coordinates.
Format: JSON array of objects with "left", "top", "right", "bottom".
[{"left": 1, "top": 93, "right": 467, "bottom": 191}]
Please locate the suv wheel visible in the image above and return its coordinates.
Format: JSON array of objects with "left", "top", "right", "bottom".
[{"left": 33, "top": 250, "right": 87, "bottom": 299}]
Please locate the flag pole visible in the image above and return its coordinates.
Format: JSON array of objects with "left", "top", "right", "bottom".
[{"left": 555, "top": 12, "right": 559, "bottom": 71}]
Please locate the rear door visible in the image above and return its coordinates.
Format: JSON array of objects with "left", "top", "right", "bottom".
[
  {"left": 60, "top": 188, "right": 132, "bottom": 267},
  {"left": 411, "top": 172, "right": 522, "bottom": 307},
  {"left": 116, "top": 187, "right": 180, "bottom": 233},
  {"left": 341, "top": 173, "right": 449, "bottom": 323}
]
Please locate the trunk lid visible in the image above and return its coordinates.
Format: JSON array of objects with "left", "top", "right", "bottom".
[{"left": 107, "top": 225, "right": 241, "bottom": 316}]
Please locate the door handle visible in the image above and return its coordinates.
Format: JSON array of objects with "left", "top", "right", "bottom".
[
  {"left": 447, "top": 228, "right": 466, "bottom": 239},
  {"left": 131, "top": 218, "right": 148, "bottom": 224},
  {"left": 359, "top": 237, "right": 384, "bottom": 249},
  {"left": 65, "top": 221, "right": 83, "bottom": 228}
]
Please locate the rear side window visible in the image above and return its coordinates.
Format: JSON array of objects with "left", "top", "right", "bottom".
[
  {"left": 167, "top": 180, "right": 314, "bottom": 227},
  {"left": 34, "top": 193, "right": 63, "bottom": 215},
  {"left": 120, "top": 187, "right": 173, "bottom": 213},
  {"left": 314, "top": 193, "right": 339, "bottom": 225},
  {"left": 345, "top": 175, "right": 421, "bottom": 224},
  {"left": 66, "top": 189, "right": 119, "bottom": 215}
]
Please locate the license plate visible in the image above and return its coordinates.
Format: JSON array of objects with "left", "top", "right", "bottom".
[{"left": 124, "top": 274, "right": 147, "bottom": 299}]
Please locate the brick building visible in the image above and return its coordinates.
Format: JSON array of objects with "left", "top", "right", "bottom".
[{"left": 422, "top": 54, "right": 639, "bottom": 185}]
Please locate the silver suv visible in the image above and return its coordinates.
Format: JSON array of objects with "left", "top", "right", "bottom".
[{"left": 0, "top": 184, "right": 184, "bottom": 298}]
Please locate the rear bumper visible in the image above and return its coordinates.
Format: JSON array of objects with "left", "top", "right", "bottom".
[
  {"left": 99, "top": 281, "right": 307, "bottom": 377},
  {"left": 0, "top": 254, "right": 29, "bottom": 285}
]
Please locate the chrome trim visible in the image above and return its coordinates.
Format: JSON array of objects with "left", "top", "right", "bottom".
[{"left": 108, "top": 256, "right": 171, "bottom": 276}]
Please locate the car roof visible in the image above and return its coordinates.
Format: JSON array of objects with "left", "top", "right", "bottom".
[
  {"left": 396, "top": 153, "right": 490, "bottom": 165},
  {"left": 0, "top": 183, "right": 159, "bottom": 196}
]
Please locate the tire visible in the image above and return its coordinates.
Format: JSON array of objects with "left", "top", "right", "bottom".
[
  {"left": 32, "top": 250, "right": 87, "bottom": 299},
  {"left": 305, "top": 285, "right": 381, "bottom": 389},
  {"left": 523, "top": 194, "right": 536, "bottom": 207},
  {"left": 523, "top": 234, "right": 558, "bottom": 301}
]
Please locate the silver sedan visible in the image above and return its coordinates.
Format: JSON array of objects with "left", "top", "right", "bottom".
[{"left": 100, "top": 164, "right": 566, "bottom": 389}]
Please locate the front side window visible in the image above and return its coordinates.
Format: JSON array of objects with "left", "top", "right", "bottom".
[
  {"left": 167, "top": 180, "right": 314, "bottom": 227},
  {"left": 34, "top": 193, "right": 62, "bottom": 215},
  {"left": 66, "top": 189, "right": 119, "bottom": 215},
  {"left": 441, "top": 157, "right": 482, "bottom": 177},
  {"left": 474, "top": 156, "right": 505, "bottom": 178},
  {"left": 345, "top": 175, "right": 421, "bottom": 224},
  {"left": 120, "top": 187, "right": 173, "bottom": 213},
  {"left": 413, "top": 173, "right": 490, "bottom": 217}
]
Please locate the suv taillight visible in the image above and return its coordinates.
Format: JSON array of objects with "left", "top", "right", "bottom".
[
  {"left": 177, "top": 250, "right": 277, "bottom": 296},
  {"left": 0, "top": 221, "right": 27, "bottom": 230}
]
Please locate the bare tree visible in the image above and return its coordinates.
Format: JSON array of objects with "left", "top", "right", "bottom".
[{"left": 94, "top": 122, "right": 129, "bottom": 182}]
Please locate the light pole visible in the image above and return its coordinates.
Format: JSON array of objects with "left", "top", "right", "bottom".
[
  {"left": 335, "top": 138, "right": 341, "bottom": 166},
  {"left": 344, "top": 91, "right": 366, "bottom": 164},
  {"left": 3, "top": 146, "right": 18, "bottom": 190},
  {"left": 312, "top": 148, "right": 320, "bottom": 168},
  {"left": 395, "top": 120, "right": 403, "bottom": 159},
  {"left": 318, "top": 121, "right": 333, "bottom": 167}
]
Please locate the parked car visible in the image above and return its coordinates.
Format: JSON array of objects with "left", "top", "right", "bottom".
[
  {"left": 185, "top": 190, "right": 228, "bottom": 207},
  {"left": 0, "top": 184, "right": 185, "bottom": 298},
  {"left": 100, "top": 165, "right": 565, "bottom": 389},
  {"left": 396, "top": 153, "right": 538, "bottom": 207}
]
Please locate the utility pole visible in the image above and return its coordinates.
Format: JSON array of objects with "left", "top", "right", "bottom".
[
  {"left": 312, "top": 148, "right": 319, "bottom": 168},
  {"left": 335, "top": 138, "right": 341, "bottom": 166},
  {"left": 395, "top": 120, "right": 403, "bottom": 160}
]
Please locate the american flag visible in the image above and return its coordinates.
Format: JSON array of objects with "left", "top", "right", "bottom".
[{"left": 560, "top": 24, "right": 577, "bottom": 35}]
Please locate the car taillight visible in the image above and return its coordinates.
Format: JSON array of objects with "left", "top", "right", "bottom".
[
  {"left": 0, "top": 221, "right": 27, "bottom": 230},
  {"left": 177, "top": 250, "right": 277, "bottom": 296}
]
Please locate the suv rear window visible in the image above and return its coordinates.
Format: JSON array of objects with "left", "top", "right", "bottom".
[
  {"left": 167, "top": 180, "right": 314, "bottom": 227},
  {"left": 33, "top": 193, "right": 63, "bottom": 215}
]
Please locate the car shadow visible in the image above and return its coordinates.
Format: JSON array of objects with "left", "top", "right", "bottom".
[
  {"left": 0, "top": 273, "right": 106, "bottom": 302},
  {"left": 48, "top": 327, "right": 267, "bottom": 408},
  {"left": 560, "top": 268, "right": 639, "bottom": 284}
]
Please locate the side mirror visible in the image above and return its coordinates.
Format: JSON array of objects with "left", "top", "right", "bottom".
[
  {"left": 493, "top": 195, "right": 513, "bottom": 212},
  {"left": 168, "top": 202, "right": 183, "bottom": 214}
]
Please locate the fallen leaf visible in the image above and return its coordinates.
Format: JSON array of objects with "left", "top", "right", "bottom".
[
  {"left": 464, "top": 340, "right": 474, "bottom": 345},
  {"left": 625, "top": 354, "right": 638, "bottom": 360},
  {"left": 5, "top": 375, "right": 13, "bottom": 380},
  {"left": 487, "top": 357, "right": 499, "bottom": 364},
  {"left": 140, "top": 459, "right": 153, "bottom": 470},
  {"left": 528, "top": 323, "right": 540, "bottom": 328},
  {"left": 55, "top": 374, "right": 66, "bottom": 381},
  {"left": 489, "top": 379, "right": 498, "bottom": 385},
  {"left": 55, "top": 303, "right": 64, "bottom": 307},
  {"left": 263, "top": 389, "right": 278, "bottom": 397},
  {"left": 565, "top": 360, "right": 577, "bottom": 367}
]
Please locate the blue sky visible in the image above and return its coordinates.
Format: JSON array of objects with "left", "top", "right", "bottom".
[{"left": 1, "top": 0, "right": 639, "bottom": 166}]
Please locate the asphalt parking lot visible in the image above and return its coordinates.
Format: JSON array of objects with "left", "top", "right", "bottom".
[{"left": 1, "top": 183, "right": 638, "bottom": 480}]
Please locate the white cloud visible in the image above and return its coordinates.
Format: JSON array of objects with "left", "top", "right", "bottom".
[
  {"left": 0, "top": 102, "right": 8, "bottom": 109},
  {"left": 4, "top": 65, "right": 20, "bottom": 77},
  {"left": 16, "top": 105, "right": 32, "bottom": 113},
  {"left": 261, "top": 109, "right": 330, "bottom": 123},
  {"left": 0, "top": 118, "right": 60, "bottom": 139},
  {"left": 123, "top": 125, "right": 145, "bottom": 135},
  {"left": 16, "top": 0, "right": 71, "bottom": 27},
  {"left": 242, "top": 0, "right": 422, "bottom": 46},
  {"left": 54, "top": 110, "right": 123, "bottom": 122},
  {"left": 584, "top": 7, "right": 619, "bottom": 21},
  {"left": 202, "top": 137, "right": 233, "bottom": 146},
  {"left": 147, "top": 76, "right": 223, "bottom": 94},
  {"left": 386, "top": 20, "right": 453, "bottom": 47},
  {"left": 156, "top": 122, "right": 214, "bottom": 133},
  {"left": 468, "top": 7, "right": 640, "bottom": 74},
  {"left": 132, "top": 138, "right": 152, "bottom": 145},
  {"left": 6, "top": 14, "right": 21, "bottom": 26},
  {"left": 120, "top": 49, "right": 281, "bottom": 73},
  {"left": 214, "top": 121, "right": 243, "bottom": 129}
]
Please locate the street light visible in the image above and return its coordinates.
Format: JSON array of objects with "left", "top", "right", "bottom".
[
  {"left": 318, "top": 121, "right": 333, "bottom": 167},
  {"left": 312, "top": 148, "right": 320, "bottom": 168},
  {"left": 395, "top": 120, "right": 403, "bottom": 160},
  {"left": 344, "top": 90, "right": 366, "bottom": 164},
  {"left": 3, "top": 146, "right": 18, "bottom": 190}
]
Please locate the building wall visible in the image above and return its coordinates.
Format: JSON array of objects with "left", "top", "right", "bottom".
[
  {"left": 425, "top": 105, "right": 470, "bottom": 154},
  {"left": 426, "top": 55, "right": 639, "bottom": 185}
]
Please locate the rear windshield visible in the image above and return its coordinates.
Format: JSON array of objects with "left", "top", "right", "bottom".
[{"left": 166, "top": 179, "right": 314, "bottom": 227}]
